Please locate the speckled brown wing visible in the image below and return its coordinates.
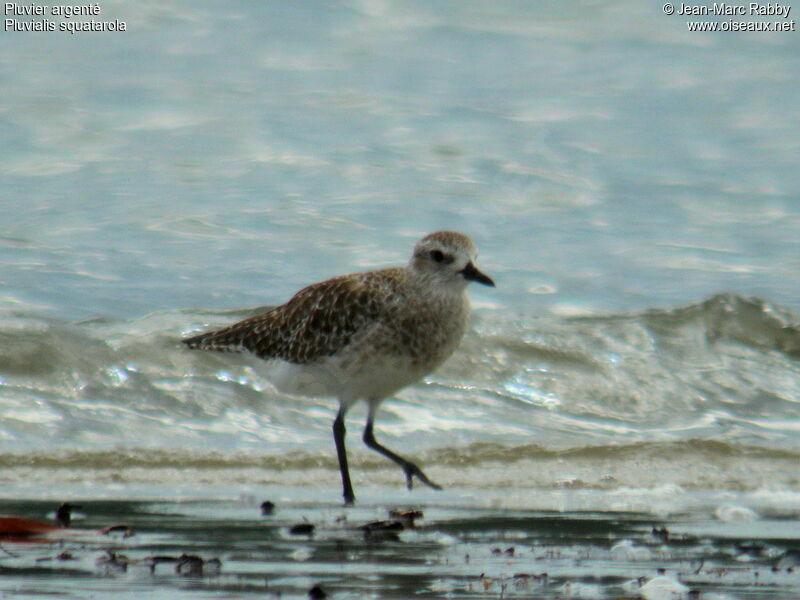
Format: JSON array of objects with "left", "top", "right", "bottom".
[{"left": 182, "top": 272, "right": 391, "bottom": 364}]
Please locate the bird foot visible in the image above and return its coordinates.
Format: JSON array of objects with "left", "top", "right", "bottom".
[{"left": 403, "top": 462, "right": 442, "bottom": 491}]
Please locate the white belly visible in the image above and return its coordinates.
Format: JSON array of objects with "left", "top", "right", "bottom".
[{"left": 254, "top": 352, "right": 430, "bottom": 404}]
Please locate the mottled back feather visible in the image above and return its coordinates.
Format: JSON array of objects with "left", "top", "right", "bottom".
[{"left": 182, "top": 270, "right": 395, "bottom": 364}]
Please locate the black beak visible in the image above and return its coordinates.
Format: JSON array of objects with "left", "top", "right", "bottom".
[{"left": 461, "top": 261, "right": 495, "bottom": 287}]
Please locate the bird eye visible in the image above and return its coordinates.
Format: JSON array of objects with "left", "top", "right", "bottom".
[{"left": 430, "top": 250, "right": 445, "bottom": 263}]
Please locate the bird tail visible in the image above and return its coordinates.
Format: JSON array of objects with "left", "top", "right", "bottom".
[
  {"left": 182, "top": 331, "right": 212, "bottom": 349},
  {"left": 181, "top": 329, "right": 244, "bottom": 353}
]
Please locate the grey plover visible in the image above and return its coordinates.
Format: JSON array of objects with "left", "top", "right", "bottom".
[{"left": 183, "top": 231, "right": 494, "bottom": 504}]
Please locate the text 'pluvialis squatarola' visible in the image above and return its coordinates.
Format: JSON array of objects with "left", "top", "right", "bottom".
[{"left": 183, "top": 231, "right": 494, "bottom": 504}]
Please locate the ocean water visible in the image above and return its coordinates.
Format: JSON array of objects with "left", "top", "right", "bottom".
[{"left": 2, "top": 1, "right": 800, "bottom": 598}]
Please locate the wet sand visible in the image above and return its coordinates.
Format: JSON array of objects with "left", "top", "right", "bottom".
[{"left": 0, "top": 497, "right": 798, "bottom": 599}]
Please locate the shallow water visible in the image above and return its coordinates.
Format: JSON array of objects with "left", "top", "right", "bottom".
[
  {"left": 3, "top": 294, "right": 800, "bottom": 597},
  {"left": 1, "top": 495, "right": 799, "bottom": 600},
  {"left": 2, "top": 0, "right": 800, "bottom": 598}
]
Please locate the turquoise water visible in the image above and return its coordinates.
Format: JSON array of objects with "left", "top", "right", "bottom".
[
  {"left": 1, "top": 1, "right": 800, "bottom": 597},
  {"left": 2, "top": 1, "right": 799, "bottom": 320}
]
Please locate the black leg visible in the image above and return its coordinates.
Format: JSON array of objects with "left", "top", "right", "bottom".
[
  {"left": 333, "top": 408, "right": 355, "bottom": 505},
  {"left": 362, "top": 407, "right": 442, "bottom": 492}
]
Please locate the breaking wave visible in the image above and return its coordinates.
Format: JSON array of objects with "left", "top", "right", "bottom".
[{"left": 1, "top": 292, "right": 799, "bottom": 492}]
